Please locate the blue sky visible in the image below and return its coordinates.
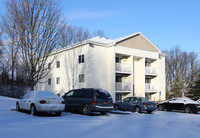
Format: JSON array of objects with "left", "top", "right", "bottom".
[{"left": 1, "top": 0, "right": 200, "bottom": 53}]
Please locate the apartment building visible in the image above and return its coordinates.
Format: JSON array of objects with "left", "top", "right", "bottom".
[{"left": 35, "top": 32, "right": 166, "bottom": 102}]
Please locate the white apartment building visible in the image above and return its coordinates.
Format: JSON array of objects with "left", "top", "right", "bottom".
[{"left": 35, "top": 32, "right": 166, "bottom": 102}]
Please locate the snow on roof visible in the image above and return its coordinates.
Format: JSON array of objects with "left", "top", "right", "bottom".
[{"left": 88, "top": 36, "right": 114, "bottom": 44}]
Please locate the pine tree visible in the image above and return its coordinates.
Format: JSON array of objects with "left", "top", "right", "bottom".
[{"left": 187, "top": 74, "right": 200, "bottom": 100}]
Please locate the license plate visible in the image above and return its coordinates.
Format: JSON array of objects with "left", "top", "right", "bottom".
[
  {"left": 103, "top": 102, "right": 107, "bottom": 104},
  {"left": 51, "top": 106, "right": 57, "bottom": 109}
]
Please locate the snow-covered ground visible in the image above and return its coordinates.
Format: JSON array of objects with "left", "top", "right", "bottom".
[{"left": 0, "top": 96, "right": 200, "bottom": 138}]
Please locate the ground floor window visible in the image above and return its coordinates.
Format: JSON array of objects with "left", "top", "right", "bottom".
[
  {"left": 48, "top": 78, "right": 51, "bottom": 85},
  {"left": 56, "top": 77, "right": 60, "bottom": 84},
  {"left": 79, "top": 74, "right": 84, "bottom": 82},
  {"left": 145, "top": 93, "right": 150, "bottom": 100}
]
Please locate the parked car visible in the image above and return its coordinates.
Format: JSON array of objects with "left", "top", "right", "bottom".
[
  {"left": 16, "top": 91, "right": 65, "bottom": 116},
  {"left": 114, "top": 97, "right": 157, "bottom": 113},
  {"left": 157, "top": 97, "right": 200, "bottom": 113},
  {"left": 62, "top": 88, "right": 113, "bottom": 115}
]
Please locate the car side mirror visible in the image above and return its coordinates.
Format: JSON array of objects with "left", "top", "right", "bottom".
[{"left": 20, "top": 96, "right": 23, "bottom": 100}]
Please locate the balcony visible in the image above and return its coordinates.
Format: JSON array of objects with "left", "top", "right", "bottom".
[
  {"left": 115, "top": 82, "right": 131, "bottom": 91},
  {"left": 145, "top": 67, "right": 157, "bottom": 75},
  {"left": 115, "top": 63, "right": 131, "bottom": 72},
  {"left": 145, "top": 83, "right": 157, "bottom": 92}
]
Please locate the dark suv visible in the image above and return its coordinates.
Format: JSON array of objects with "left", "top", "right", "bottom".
[{"left": 63, "top": 88, "right": 113, "bottom": 115}]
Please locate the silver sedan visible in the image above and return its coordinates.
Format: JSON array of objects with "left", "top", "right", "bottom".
[{"left": 16, "top": 91, "right": 65, "bottom": 116}]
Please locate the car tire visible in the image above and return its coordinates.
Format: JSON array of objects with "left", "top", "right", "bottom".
[
  {"left": 30, "top": 104, "right": 37, "bottom": 116},
  {"left": 114, "top": 105, "right": 119, "bottom": 110},
  {"left": 16, "top": 102, "right": 20, "bottom": 111},
  {"left": 82, "top": 104, "right": 91, "bottom": 115},
  {"left": 184, "top": 106, "right": 191, "bottom": 113},
  {"left": 135, "top": 106, "right": 141, "bottom": 113},
  {"left": 56, "top": 111, "right": 62, "bottom": 116},
  {"left": 147, "top": 110, "right": 152, "bottom": 114},
  {"left": 158, "top": 105, "right": 164, "bottom": 111},
  {"left": 100, "top": 111, "right": 107, "bottom": 115}
]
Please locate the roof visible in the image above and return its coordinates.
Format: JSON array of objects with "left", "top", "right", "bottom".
[
  {"left": 53, "top": 32, "right": 162, "bottom": 55},
  {"left": 88, "top": 36, "right": 114, "bottom": 44}
]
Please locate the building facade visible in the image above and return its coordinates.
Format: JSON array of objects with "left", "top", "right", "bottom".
[{"left": 35, "top": 32, "right": 166, "bottom": 102}]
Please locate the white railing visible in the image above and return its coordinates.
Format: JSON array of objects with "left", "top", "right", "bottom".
[
  {"left": 145, "top": 67, "right": 157, "bottom": 75},
  {"left": 115, "top": 82, "right": 131, "bottom": 91},
  {"left": 115, "top": 63, "right": 131, "bottom": 72},
  {"left": 145, "top": 83, "right": 157, "bottom": 91}
]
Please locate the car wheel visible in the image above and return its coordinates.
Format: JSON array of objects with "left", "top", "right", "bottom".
[
  {"left": 16, "top": 102, "right": 20, "bottom": 111},
  {"left": 135, "top": 106, "right": 141, "bottom": 113},
  {"left": 184, "top": 107, "right": 191, "bottom": 113},
  {"left": 30, "top": 104, "right": 37, "bottom": 116},
  {"left": 114, "top": 105, "right": 119, "bottom": 110},
  {"left": 158, "top": 105, "right": 164, "bottom": 111},
  {"left": 55, "top": 111, "right": 62, "bottom": 116},
  {"left": 82, "top": 104, "right": 91, "bottom": 115},
  {"left": 100, "top": 111, "right": 107, "bottom": 115},
  {"left": 147, "top": 110, "right": 152, "bottom": 114}
]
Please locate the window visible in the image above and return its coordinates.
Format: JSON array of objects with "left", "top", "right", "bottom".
[
  {"left": 145, "top": 61, "right": 151, "bottom": 67},
  {"left": 48, "top": 63, "right": 51, "bottom": 69},
  {"left": 66, "top": 91, "right": 74, "bottom": 97},
  {"left": 116, "top": 57, "right": 121, "bottom": 63},
  {"left": 79, "top": 74, "right": 84, "bottom": 82},
  {"left": 56, "top": 61, "right": 60, "bottom": 68},
  {"left": 79, "top": 55, "right": 84, "bottom": 63},
  {"left": 96, "top": 90, "right": 111, "bottom": 99},
  {"left": 56, "top": 77, "right": 60, "bottom": 84},
  {"left": 48, "top": 78, "right": 51, "bottom": 85},
  {"left": 123, "top": 98, "right": 130, "bottom": 102},
  {"left": 138, "top": 97, "right": 149, "bottom": 102},
  {"left": 130, "top": 97, "right": 137, "bottom": 102},
  {"left": 23, "top": 92, "right": 33, "bottom": 99},
  {"left": 145, "top": 78, "right": 151, "bottom": 83}
]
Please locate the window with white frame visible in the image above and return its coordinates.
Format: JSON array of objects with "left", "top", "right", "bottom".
[
  {"left": 56, "top": 77, "right": 60, "bottom": 84},
  {"left": 48, "top": 63, "right": 51, "bottom": 69},
  {"left": 48, "top": 78, "right": 51, "bottom": 85},
  {"left": 79, "top": 55, "right": 84, "bottom": 63},
  {"left": 79, "top": 74, "right": 84, "bottom": 82},
  {"left": 56, "top": 61, "right": 60, "bottom": 68}
]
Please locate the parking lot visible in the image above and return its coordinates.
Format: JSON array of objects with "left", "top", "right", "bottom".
[{"left": 0, "top": 96, "right": 200, "bottom": 138}]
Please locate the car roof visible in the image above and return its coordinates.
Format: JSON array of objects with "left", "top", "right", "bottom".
[
  {"left": 27, "top": 91, "right": 54, "bottom": 94},
  {"left": 70, "top": 88, "right": 102, "bottom": 91}
]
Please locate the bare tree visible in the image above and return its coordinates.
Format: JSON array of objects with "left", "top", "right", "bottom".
[
  {"left": 2, "top": 0, "right": 65, "bottom": 90},
  {"left": 165, "top": 46, "right": 200, "bottom": 98},
  {"left": 61, "top": 25, "right": 90, "bottom": 47},
  {"left": 2, "top": 22, "right": 20, "bottom": 92},
  {"left": 93, "top": 29, "right": 106, "bottom": 37}
]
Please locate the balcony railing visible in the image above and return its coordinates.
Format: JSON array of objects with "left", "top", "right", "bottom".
[
  {"left": 115, "top": 82, "right": 131, "bottom": 91},
  {"left": 145, "top": 83, "right": 157, "bottom": 91},
  {"left": 115, "top": 63, "right": 131, "bottom": 72},
  {"left": 145, "top": 67, "right": 157, "bottom": 75}
]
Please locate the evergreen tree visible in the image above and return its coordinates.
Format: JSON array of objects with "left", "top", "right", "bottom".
[{"left": 187, "top": 74, "right": 200, "bottom": 100}]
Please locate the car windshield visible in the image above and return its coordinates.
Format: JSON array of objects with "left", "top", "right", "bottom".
[
  {"left": 139, "top": 97, "right": 149, "bottom": 102},
  {"left": 96, "top": 90, "right": 111, "bottom": 99},
  {"left": 36, "top": 91, "right": 58, "bottom": 98}
]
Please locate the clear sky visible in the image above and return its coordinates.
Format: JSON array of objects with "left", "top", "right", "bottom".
[{"left": 1, "top": 0, "right": 200, "bottom": 53}]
